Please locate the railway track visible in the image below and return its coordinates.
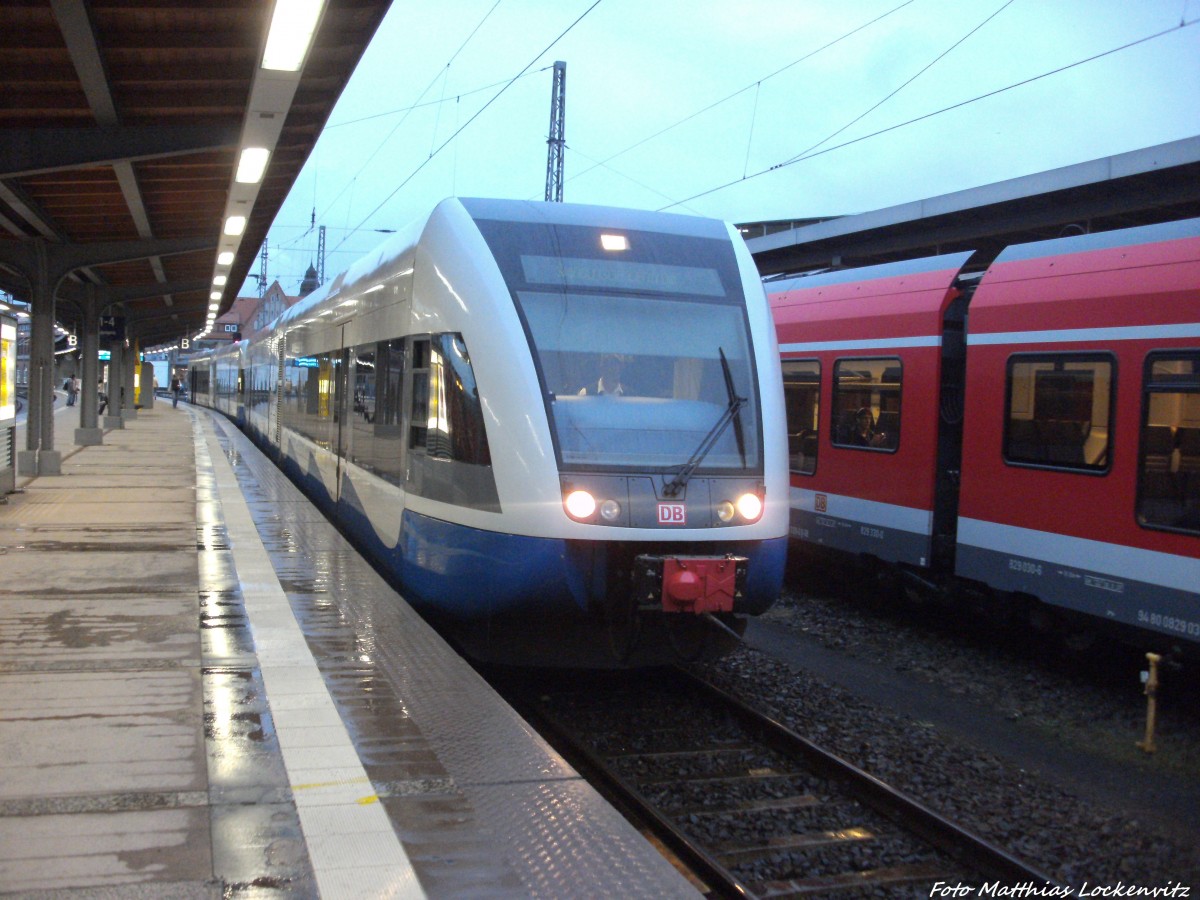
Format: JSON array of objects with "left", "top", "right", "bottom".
[{"left": 500, "top": 667, "right": 1056, "bottom": 898}]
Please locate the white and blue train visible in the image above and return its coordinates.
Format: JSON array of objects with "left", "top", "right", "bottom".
[{"left": 189, "top": 198, "right": 789, "bottom": 665}]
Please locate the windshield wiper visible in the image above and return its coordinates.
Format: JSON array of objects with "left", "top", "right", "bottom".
[{"left": 663, "top": 348, "right": 746, "bottom": 498}]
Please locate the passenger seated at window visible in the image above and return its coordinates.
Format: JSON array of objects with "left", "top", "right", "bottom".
[
  {"left": 850, "top": 407, "right": 886, "bottom": 448},
  {"left": 579, "top": 355, "right": 624, "bottom": 396}
]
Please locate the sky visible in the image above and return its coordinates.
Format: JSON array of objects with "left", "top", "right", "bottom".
[{"left": 250, "top": 0, "right": 1200, "bottom": 296}]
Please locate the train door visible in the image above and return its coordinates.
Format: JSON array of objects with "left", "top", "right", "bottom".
[
  {"left": 342, "top": 337, "right": 409, "bottom": 488},
  {"left": 271, "top": 334, "right": 284, "bottom": 451},
  {"left": 401, "top": 333, "right": 497, "bottom": 509},
  {"left": 931, "top": 290, "right": 971, "bottom": 567},
  {"left": 236, "top": 360, "right": 246, "bottom": 426},
  {"left": 333, "top": 338, "right": 349, "bottom": 501}
]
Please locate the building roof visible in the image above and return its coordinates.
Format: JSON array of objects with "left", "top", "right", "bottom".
[{"left": 212, "top": 280, "right": 302, "bottom": 342}]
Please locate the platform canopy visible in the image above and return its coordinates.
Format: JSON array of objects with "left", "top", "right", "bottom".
[
  {"left": 744, "top": 136, "right": 1200, "bottom": 278},
  {"left": 0, "top": 0, "right": 391, "bottom": 348}
]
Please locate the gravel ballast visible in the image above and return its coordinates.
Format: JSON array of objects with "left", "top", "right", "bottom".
[{"left": 691, "top": 570, "right": 1200, "bottom": 892}]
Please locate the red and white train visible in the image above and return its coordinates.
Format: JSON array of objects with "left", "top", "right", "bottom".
[{"left": 768, "top": 217, "right": 1200, "bottom": 653}]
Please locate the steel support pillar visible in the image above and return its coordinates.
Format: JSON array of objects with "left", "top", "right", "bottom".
[
  {"left": 75, "top": 285, "right": 103, "bottom": 445},
  {"left": 17, "top": 239, "right": 61, "bottom": 476}
]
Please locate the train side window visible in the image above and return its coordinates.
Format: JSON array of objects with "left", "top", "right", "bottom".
[
  {"left": 831, "top": 358, "right": 900, "bottom": 452},
  {"left": 408, "top": 333, "right": 491, "bottom": 466},
  {"left": 345, "top": 341, "right": 405, "bottom": 486},
  {"left": 404, "top": 333, "right": 498, "bottom": 510},
  {"left": 782, "top": 359, "right": 820, "bottom": 474},
  {"left": 1136, "top": 351, "right": 1200, "bottom": 535},
  {"left": 1004, "top": 354, "right": 1113, "bottom": 472},
  {"left": 409, "top": 338, "right": 430, "bottom": 450},
  {"left": 278, "top": 351, "right": 340, "bottom": 451}
]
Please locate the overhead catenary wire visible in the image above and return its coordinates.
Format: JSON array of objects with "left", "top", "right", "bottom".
[
  {"left": 562, "top": 144, "right": 705, "bottom": 214},
  {"left": 311, "top": 0, "right": 507, "bottom": 239},
  {"left": 331, "top": 0, "right": 605, "bottom": 257},
  {"left": 778, "top": 0, "right": 1016, "bottom": 167},
  {"left": 564, "top": 0, "right": 917, "bottom": 189},
  {"left": 325, "top": 70, "right": 549, "bottom": 130},
  {"left": 743, "top": 81, "right": 761, "bottom": 181},
  {"left": 659, "top": 17, "right": 1200, "bottom": 212}
]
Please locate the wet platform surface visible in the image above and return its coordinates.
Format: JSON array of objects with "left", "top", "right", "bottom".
[{"left": 0, "top": 405, "right": 699, "bottom": 898}]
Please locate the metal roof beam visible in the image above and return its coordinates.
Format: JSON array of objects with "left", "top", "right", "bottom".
[
  {"left": 50, "top": 0, "right": 117, "bottom": 123},
  {"left": 0, "top": 125, "right": 240, "bottom": 180},
  {"left": 57, "top": 279, "right": 210, "bottom": 307},
  {"left": 50, "top": 0, "right": 180, "bottom": 306},
  {"left": 56, "top": 236, "right": 217, "bottom": 272},
  {"left": 0, "top": 179, "right": 64, "bottom": 240},
  {"left": 0, "top": 236, "right": 215, "bottom": 281}
]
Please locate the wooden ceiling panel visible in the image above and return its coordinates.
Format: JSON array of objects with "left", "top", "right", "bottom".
[{"left": 0, "top": 0, "right": 391, "bottom": 348}]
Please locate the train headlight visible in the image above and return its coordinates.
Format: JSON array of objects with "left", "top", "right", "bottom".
[
  {"left": 736, "top": 492, "right": 763, "bottom": 523},
  {"left": 716, "top": 500, "right": 736, "bottom": 523},
  {"left": 599, "top": 499, "right": 622, "bottom": 521},
  {"left": 564, "top": 489, "right": 596, "bottom": 520}
]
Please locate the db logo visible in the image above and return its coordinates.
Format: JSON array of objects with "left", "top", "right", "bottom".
[
  {"left": 814, "top": 493, "right": 828, "bottom": 512},
  {"left": 657, "top": 502, "right": 687, "bottom": 525}
]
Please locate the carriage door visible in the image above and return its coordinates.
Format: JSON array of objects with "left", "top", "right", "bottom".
[
  {"left": 334, "top": 338, "right": 350, "bottom": 500},
  {"left": 271, "top": 332, "right": 285, "bottom": 449}
]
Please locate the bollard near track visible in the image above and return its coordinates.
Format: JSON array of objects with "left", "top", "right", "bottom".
[{"left": 1136, "top": 652, "right": 1162, "bottom": 754}]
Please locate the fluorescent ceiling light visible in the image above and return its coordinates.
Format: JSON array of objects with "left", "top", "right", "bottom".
[
  {"left": 600, "top": 234, "right": 628, "bottom": 251},
  {"left": 213, "top": 275, "right": 227, "bottom": 286},
  {"left": 210, "top": 292, "right": 222, "bottom": 301},
  {"left": 217, "top": 251, "right": 235, "bottom": 266},
  {"left": 236, "top": 147, "right": 270, "bottom": 184},
  {"left": 262, "top": 0, "right": 324, "bottom": 72},
  {"left": 224, "top": 216, "right": 247, "bottom": 236}
]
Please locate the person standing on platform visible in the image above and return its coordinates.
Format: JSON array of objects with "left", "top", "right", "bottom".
[
  {"left": 66, "top": 375, "right": 79, "bottom": 407},
  {"left": 171, "top": 377, "right": 182, "bottom": 408}
]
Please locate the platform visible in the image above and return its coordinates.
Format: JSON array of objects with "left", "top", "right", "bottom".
[{"left": 0, "top": 404, "right": 699, "bottom": 898}]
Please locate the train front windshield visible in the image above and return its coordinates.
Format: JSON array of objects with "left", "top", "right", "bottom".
[{"left": 473, "top": 215, "right": 761, "bottom": 473}]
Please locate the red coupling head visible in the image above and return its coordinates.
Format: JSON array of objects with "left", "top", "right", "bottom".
[{"left": 662, "top": 558, "right": 737, "bottom": 614}]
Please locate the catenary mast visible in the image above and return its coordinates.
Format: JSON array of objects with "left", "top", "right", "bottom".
[{"left": 545, "top": 61, "right": 566, "bottom": 202}]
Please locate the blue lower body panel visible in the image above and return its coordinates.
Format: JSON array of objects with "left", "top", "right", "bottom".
[
  {"left": 338, "top": 503, "right": 789, "bottom": 623},
  {"left": 386, "top": 512, "right": 585, "bottom": 619}
]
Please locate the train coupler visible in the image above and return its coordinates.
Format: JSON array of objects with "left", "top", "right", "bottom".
[{"left": 633, "top": 554, "right": 747, "bottom": 615}]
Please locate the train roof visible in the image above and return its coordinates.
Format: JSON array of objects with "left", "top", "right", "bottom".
[
  {"left": 459, "top": 197, "right": 731, "bottom": 239},
  {"left": 259, "top": 198, "right": 740, "bottom": 343},
  {"left": 970, "top": 216, "right": 1200, "bottom": 338},
  {"left": 771, "top": 251, "right": 972, "bottom": 349},
  {"left": 991, "top": 215, "right": 1200, "bottom": 265},
  {"left": 765, "top": 251, "right": 973, "bottom": 296}
]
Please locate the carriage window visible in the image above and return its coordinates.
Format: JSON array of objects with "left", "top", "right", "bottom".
[
  {"left": 783, "top": 360, "right": 820, "bottom": 474},
  {"left": 473, "top": 215, "right": 759, "bottom": 473},
  {"left": 408, "top": 334, "right": 490, "bottom": 466},
  {"left": 347, "top": 340, "right": 406, "bottom": 485},
  {"left": 190, "top": 365, "right": 210, "bottom": 397},
  {"left": 1004, "top": 354, "right": 1112, "bottom": 472},
  {"left": 279, "top": 351, "right": 340, "bottom": 451},
  {"left": 831, "top": 358, "right": 900, "bottom": 451},
  {"left": 1136, "top": 351, "right": 1200, "bottom": 535}
]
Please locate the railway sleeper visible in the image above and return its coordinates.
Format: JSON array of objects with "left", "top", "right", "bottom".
[
  {"left": 631, "top": 767, "right": 807, "bottom": 787},
  {"left": 750, "top": 862, "right": 953, "bottom": 897},
  {"left": 667, "top": 795, "right": 822, "bottom": 818},
  {"left": 713, "top": 825, "right": 875, "bottom": 859},
  {"left": 604, "top": 742, "right": 758, "bottom": 761}
]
